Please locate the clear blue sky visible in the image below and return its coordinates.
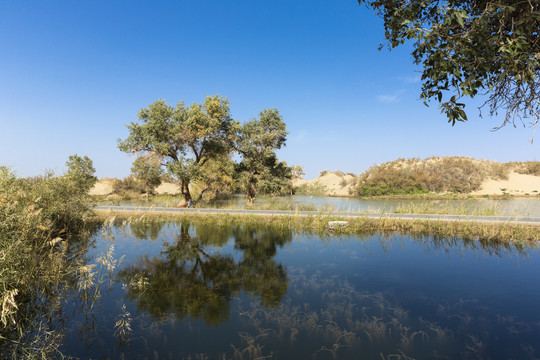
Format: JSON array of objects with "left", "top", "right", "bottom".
[{"left": 1, "top": 0, "right": 538, "bottom": 179}]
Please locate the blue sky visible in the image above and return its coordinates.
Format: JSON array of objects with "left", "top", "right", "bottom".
[{"left": 1, "top": 0, "right": 538, "bottom": 179}]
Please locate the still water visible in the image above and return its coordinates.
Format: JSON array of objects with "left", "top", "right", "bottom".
[{"left": 58, "top": 221, "right": 540, "bottom": 359}]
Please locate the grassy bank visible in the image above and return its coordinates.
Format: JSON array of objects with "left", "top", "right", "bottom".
[{"left": 93, "top": 210, "right": 540, "bottom": 243}]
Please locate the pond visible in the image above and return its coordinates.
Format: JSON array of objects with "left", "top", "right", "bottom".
[
  {"left": 104, "top": 195, "right": 540, "bottom": 217},
  {"left": 18, "top": 220, "right": 540, "bottom": 359}
]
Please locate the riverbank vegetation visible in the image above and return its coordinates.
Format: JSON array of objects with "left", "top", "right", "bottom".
[
  {"left": 93, "top": 210, "right": 540, "bottom": 243},
  {"left": 0, "top": 160, "right": 98, "bottom": 358}
]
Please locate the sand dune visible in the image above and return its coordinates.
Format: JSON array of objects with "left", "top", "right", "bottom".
[
  {"left": 471, "top": 172, "right": 540, "bottom": 196},
  {"left": 88, "top": 178, "right": 115, "bottom": 196},
  {"left": 88, "top": 180, "right": 181, "bottom": 196},
  {"left": 155, "top": 182, "right": 181, "bottom": 195},
  {"left": 295, "top": 170, "right": 540, "bottom": 197},
  {"left": 293, "top": 171, "right": 356, "bottom": 196}
]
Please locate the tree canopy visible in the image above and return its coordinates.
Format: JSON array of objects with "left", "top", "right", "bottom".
[
  {"left": 118, "top": 95, "right": 237, "bottom": 202},
  {"left": 235, "top": 108, "right": 291, "bottom": 203},
  {"left": 131, "top": 155, "right": 163, "bottom": 196},
  {"left": 65, "top": 154, "right": 96, "bottom": 192},
  {"left": 359, "top": 0, "right": 540, "bottom": 136}
]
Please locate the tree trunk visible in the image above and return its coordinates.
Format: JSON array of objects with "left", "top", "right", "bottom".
[
  {"left": 182, "top": 182, "right": 192, "bottom": 203},
  {"left": 177, "top": 179, "right": 192, "bottom": 207},
  {"left": 245, "top": 179, "right": 257, "bottom": 204}
]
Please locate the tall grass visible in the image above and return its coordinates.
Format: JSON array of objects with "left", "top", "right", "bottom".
[{"left": 0, "top": 166, "right": 97, "bottom": 359}]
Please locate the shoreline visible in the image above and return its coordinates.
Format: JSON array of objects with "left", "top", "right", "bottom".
[{"left": 93, "top": 207, "right": 540, "bottom": 242}]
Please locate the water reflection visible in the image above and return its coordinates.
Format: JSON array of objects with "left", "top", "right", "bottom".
[
  {"left": 118, "top": 222, "right": 291, "bottom": 326},
  {"left": 130, "top": 220, "right": 164, "bottom": 242},
  {"left": 0, "top": 226, "right": 100, "bottom": 359},
  {"left": 6, "top": 219, "right": 540, "bottom": 359}
]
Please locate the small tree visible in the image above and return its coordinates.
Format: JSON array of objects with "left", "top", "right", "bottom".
[
  {"left": 291, "top": 165, "right": 305, "bottom": 180},
  {"left": 65, "top": 154, "right": 96, "bottom": 192},
  {"left": 131, "top": 155, "right": 163, "bottom": 197},
  {"left": 235, "top": 108, "right": 290, "bottom": 203}
]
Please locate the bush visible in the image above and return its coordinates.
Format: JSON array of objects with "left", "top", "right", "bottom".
[
  {"left": 112, "top": 175, "right": 145, "bottom": 196},
  {"left": 295, "top": 182, "right": 328, "bottom": 196},
  {"left": 319, "top": 170, "right": 329, "bottom": 177},
  {"left": 355, "top": 157, "right": 510, "bottom": 197},
  {"left": 506, "top": 161, "right": 540, "bottom": 176},
  {"left": 0, "top": 165, "right": 95, "bottom": 358}
]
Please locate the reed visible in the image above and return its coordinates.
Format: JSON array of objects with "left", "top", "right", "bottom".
[{"left": 93, "top": 210, "right": 540, "bottom": 243}]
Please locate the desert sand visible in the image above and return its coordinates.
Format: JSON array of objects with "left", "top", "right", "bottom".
[
  {"left": 88, "top": 180, "right": 180, "bottom": 196},
  {"left": 154, "top": 182, "right": 181, "bottom": 195},
  {"left": 293, "top": 172, "right": 356, "bottom": 196},
  {"left": 471, "top": 172, "right": 540, "bottom": 196},
  {"left": 88, "top": 178, "right": 115, "bottom": 196}
]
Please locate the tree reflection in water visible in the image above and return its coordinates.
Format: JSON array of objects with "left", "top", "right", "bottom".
[{"left": 118, "top": 221, "right": 291, "bottom": 326}]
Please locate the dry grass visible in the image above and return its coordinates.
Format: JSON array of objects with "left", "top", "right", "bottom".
[{"left": 505, "top": 161, "right": 540, "bottom": 176}]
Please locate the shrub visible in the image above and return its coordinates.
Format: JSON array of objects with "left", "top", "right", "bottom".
[
  {"left": 506, "top": 161, "right": 540, "bottom": 176},
  {"left": 355, "top": 157, "right": 510, "bottom": 197},
  {"left": 319, "top": 170, "right": 329, "bottom": 177},
  {"left": 112, "top": 175, "right": 145, "bottom": 195},
  {"left": 295, "top": 182, "right": 328, "bottom": 196},
  {"left": 0, "top": 165, "right": 95, "bottom": 358}
]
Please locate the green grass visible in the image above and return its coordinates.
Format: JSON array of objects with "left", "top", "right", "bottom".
[{"left": 391, "top": 202, "right": 503, "bottom": 216}]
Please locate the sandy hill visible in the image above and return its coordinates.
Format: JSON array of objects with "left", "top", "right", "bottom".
[
  {"left": 88, "top": 178, "right": 115, "bottom": 196},
  {"left": 89, "top": 179, "right": 180, "bottom": 196},
  {"left": 471, "top": 172, "right": 540, "bottom": 196},
  {"left": 293, "top": 171, "right": 356, "bottom": 197},
  {"left": 355, "top": 157, "right": 540, "bottom": 196}
]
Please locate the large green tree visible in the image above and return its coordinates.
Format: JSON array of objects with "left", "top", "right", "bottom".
[
  {"left": 235, "top": 108, "right": 291, "bottom": 203},
  {"left": 118, "top": 95, "right": 236, "bottom": 203},
  {"left": 359, "top": 0, "right": 540, "bottom": 136}
]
